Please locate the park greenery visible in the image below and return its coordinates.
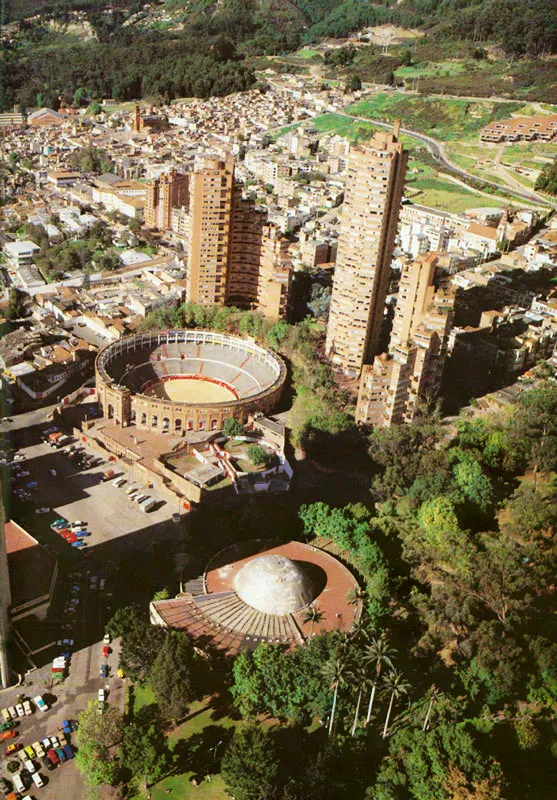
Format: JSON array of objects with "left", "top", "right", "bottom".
[
  {"left": 80, "top": 357, "right": 557, "bottom": 798},
  {"left": 535, "top": 157, "right": 557, "bottom": 197}
]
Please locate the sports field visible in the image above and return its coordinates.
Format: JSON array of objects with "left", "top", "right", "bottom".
[{"left": 143, "top": 377, "right": 237, "bottom": 403}]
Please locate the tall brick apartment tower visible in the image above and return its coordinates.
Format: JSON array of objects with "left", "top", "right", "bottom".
[
  {"left": 186, "top": 155, "right": 235, "bottom": 306},
  {"left": 355, "top": 253, "right": 455, "bottom": 427},
  {"left": 326, "top": 122, "right": 408, "bottom": 375},
  {"left": 145, "top": 169, "right": 189, "bottom": 230}
]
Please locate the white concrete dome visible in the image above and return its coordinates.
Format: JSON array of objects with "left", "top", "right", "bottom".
[{"left": 234, "top": 555, "right": 314, "bottom": 615}]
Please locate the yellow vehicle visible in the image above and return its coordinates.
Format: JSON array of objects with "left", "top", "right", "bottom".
[{"left": 117, "top": 669, "right": 125, "bottom": 679}]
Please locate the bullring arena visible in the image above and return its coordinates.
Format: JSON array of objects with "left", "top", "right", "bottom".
[{"left": 95, "top": 330, "right": 286, "bottom": 433}]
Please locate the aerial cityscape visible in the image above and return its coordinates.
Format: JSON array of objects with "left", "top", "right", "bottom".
[{"left": 0, "top": 1, "right": 556, "bottom": 799}]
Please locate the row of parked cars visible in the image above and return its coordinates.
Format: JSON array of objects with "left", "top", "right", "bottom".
[
  {"left": 51, "top": 517, "right": 89, "bottom": 549},
  {"left": 5, "top": 723, "right": 75, "bottom": 794},
  {"left": 1, "top": 695, "right": 48, "bottom": 732}
]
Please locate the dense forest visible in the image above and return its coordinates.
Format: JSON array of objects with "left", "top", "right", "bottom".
[{"left": 1, "top": 0, "right": 555, "bottom": 110}]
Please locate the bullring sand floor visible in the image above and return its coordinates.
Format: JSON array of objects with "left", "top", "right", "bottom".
[{"left": 143, "top": 376, "right": 237, "bottom": 403}]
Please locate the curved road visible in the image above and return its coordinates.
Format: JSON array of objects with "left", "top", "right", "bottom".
[{"left": 334, "top": 111, "right": 557, "bottom": 211}]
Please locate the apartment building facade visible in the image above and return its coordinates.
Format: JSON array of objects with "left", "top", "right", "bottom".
[
  {"left": 356, "top": 254, "right": 455, "bottom": 427},
  {"left": 325, "top": 123, "right": 408, "bottom": 375}
]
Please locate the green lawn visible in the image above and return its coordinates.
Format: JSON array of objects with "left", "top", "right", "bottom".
[
  {"left": 406, "top": 176, "right": 506, "bottom": 213},
  {"left": 292, "top": 48, "right": 321, "bottom": 60},
  {"left": 345, "top": 93, "right": 533, "bottom": 141},
  {"left": 130, "top": 694, "right": 239, "bottom": 800},
  {"left": 395, "top": 60, "right": 468, "bottom": 80}
]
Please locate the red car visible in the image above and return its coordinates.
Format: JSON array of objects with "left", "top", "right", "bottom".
[
  {"left": 47, "top": 748, "right": 60, "bottom": 766},
  {"left": 102, "top": 646, "right": 110, "bottom": 658},
  {"left": 61, "top": 532, "right": 78, "bottom": 543}
]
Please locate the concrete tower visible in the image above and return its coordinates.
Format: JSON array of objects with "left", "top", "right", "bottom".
[{"left": 326, "top": 122, "right": 408, "bottom": 375}]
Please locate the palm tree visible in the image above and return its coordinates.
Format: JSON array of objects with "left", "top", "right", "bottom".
[
  {"left": 302, "top": 605, "right": 324, "bottom": 640},
  {"left": 347, "top": 663, "right": 371, "bottom": 737},
  {"left": 381, "top": 669, "right": 410, "bottom": 739},
  {"left": 422, "top": 684, "right": 442, "bottom": 732},
  {"left": 362, "top": 635, "right": 396, "bottom": 726},
  {"left": 346, "top": 586, "right": 365, "bottom": 606},
  {"left": 322, "top": 657, "right": 347, "bottom": 738}
]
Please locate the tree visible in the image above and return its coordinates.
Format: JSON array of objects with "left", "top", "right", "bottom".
[
  {"left": 150, "top": 630, "right": 201, "bottom": 720},
  {"left": 363, "top": 635, "right": 396, "bottom": 726},
  {"left": 381, "top": 669, "right": 410, "bottom": 739},
  {"left": 74, "top": 700, "right": 123, "bottom": 786},
  {"left": 221, "top": 724, "right": 280, "bottom": 800},
  {"left": 371, "top": 722, "right": 504, "bottom": 800},
  {"left": 120, "top": 706, "right": 171, "bottom": 789},
  {"left": 106, "top": 606, "right": 166, "bottom": 682},
  {"left": 302, "top": 605, "right": 323, "bottom": 639},
  {"left": 347, "top": 73, "right": 362, "bottom": 92},
  {"left": 247, "top": 443, "right": 269, "bottom": 467},
  {"left": 322, "top": 656, "right": 348, "bottom": 737},
  {"left": 223, "top": 417, "right": 243, "bottom": 437},
  {"left": 7, "top": 287, "right": 25, "bottom": 320},
  {"left": 535, "top": 156, "right": 557, "bottom": 196},
  {"left": 508, "top": 384, "right": 557, "bottom": 484},
  {"left": 152, "top": 587, "right": 170, "bottom": 601}
]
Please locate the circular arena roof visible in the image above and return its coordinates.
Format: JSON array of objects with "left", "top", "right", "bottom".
[
  {"left": 96, "top": 330, "right": 286, "bottom": 408},
  {"left": 234, "top": 554, "right": 314, "bottom": 615}
]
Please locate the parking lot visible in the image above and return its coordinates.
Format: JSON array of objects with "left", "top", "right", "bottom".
[
  {"left": 8, "top": 431, "right": 176, "bottom": 560},
  {"left": 1, "top": 415, "right": 186, "bottom": 797},
  {"left": 0, "top": 627, "right": 125, "bottom": 800}
]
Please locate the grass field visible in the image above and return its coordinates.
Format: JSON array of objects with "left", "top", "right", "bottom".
[
  {"left": 345, "top": 93, "right": 537, "bottom": 142},
  {"left": 271, "top": 112, "right": 381, "bottom": 143},
  {"left": 406, "top": 175, "right": 507, "bottom": 213},
  {"left": 395, "top": 60, "right": 468, "bottom": 80},
  {"left": 130, "top": 689, "right": 239, "bottom": 800}
]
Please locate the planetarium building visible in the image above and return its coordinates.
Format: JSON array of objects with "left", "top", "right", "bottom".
[{"left": 150, "top": 539, "right": 362, "bottom": 653}]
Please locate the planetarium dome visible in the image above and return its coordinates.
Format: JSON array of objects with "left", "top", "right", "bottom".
[{"left": 234, "top": 554, "right": 314, "bottom": 615}]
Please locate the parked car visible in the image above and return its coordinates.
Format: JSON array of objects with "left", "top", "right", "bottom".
[
  {"left": 98, "top": 688, "right": 107, "bottom": 703},
  {"left": 3, "top": 742, "right": 21, "bottom": 756},
  {"left": 13, "top": 773, "right": 27, "bottom": 793},
  {"left": 55, "top": 747, "right": 67, "bottom": 762},
  {"left": 24, "top": 758, "right": 36, "bottom": 774},
  {"left": 47, "top": 748, "right": 59, "bottom": 766},
  {"left": 42, "top": 754, "right": 55, "bottom": 771},
  {"left": 49, "top": 736, "right": 59, "bottom": 748},
  {"left": 41, "top": 737, "right": 51, "bottom": 751},
  {"left": 62, "top": 743, "right": 73, "bottom": 760},
  {"left": 103, "top": 633, "right": 111, "bottom": 645},
  {"left": 1, "top": 708, "right": 11, "bottom": 723},
  {"left": 22, "top": 700, "right": 33, "bottom": 716},
  {"left": 15, "top": 704, "right": 25, "bottom": 717},
  {"left": 7, "top": 707, "right": 18, "bottom": 720},
  {"left": 102, "top": 645, "right": 110, "bottom": 658},
  {"left": 24, "top": 745, "right": 35, "bottom": 758},
  {"left": 32, "top": 772, "right": 46, "bottom": 788},
  {"left": 0, "top": 776, "right": 11, "bottom": 793},
  {"left": 100, "top": 664, "right": 109, "bottom": 679},
  {"left": 32, "top": 740, "right": 45, "bottom": 758},
  {"left": 0, "top": 730, "right": 15, "bottom": 741},
  {"left": 0, "top": 720, "right": 16, "bottom": 730},
  {"left": 72, "top": 541, "right": 86, "bottom": 548}
]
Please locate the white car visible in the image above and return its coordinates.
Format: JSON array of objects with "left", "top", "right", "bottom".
[
  {"left": 71, "top": 520, "right": 85, "bottom": 527},
  {"left": 34, "top": 507, "right": 50, "bottom": 514},
  {"left": 15, "top": 703, "right": 25, "bottom": 717},
  {"left": 98, "top": 688, "right": 107, "bottom": 703},
  {"left": 24, "top": 759, "right": 36, "bottom": 774},
  {"left": 34, "top": 694, "right": 48, "bottom": 712},
  {"left": 32, "top": 740, "right": 45, "bottom": 758},
  {"left": 13, "top": 454, "right": 24, "bottom": 461},
  {"left": 13, "top": 773, "right": 26, "bottom": 793},
  {"left": 49, "top": 735, "right": 59, "bottom": 748},
  {"left": 22, "top": 700, "right": 32, "bottom": 715},
  {"left": 41, "top": 737, "right": 51, "bottom": 751},
  {"left": 103, "top": 633, "right": 111, "bottom": 644},
  {"left": 32, "top": 772, "right": 45, "bottom": 788}
]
